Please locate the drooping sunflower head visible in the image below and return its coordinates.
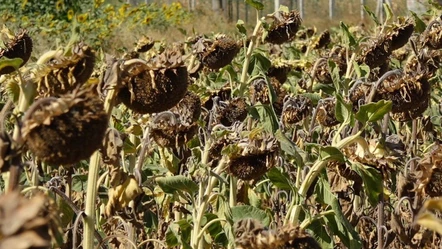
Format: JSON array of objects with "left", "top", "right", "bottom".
[
  {"left": 22, "top": 86, "right": 108, "bottom": 165},
  {"left": 0, "top": 29, "right": 33, "bottom": 75},
  {"left": 265, "top": 10, "right": 302, "bottom": 44},
  {"left": 227, "top": 135, "right": 279, "bottom": 180}
]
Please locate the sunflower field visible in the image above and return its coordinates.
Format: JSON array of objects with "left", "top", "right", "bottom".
[{"left": 2, "top": 0, "right": 442, "bottom": 249}]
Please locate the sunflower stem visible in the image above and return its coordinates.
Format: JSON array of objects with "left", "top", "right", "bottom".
[
  {"left": 83, "top": 61, "right": 120, "bottom": 249},
  {"left": 8, "top": 71, "right": 36, "bottom": 192},
  {"left": 289, "top": 130, "right": 363, "bottom": 225},
  {"left": 240, "top": 15, "right": 263, "bottom": 85},
  {"left": 229, "top": 176, "right": 237, "bottom": 207},
  {"left": 192, "top": 159, "right": 227, "bottom": 249}
]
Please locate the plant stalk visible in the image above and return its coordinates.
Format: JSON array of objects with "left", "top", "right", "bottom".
[
  {"left": 289, "top": 131, "right": 363, "bottom": 224},
  {"left": 83, "top": 62, "right": 119, "bottom": 249},
  {"left": 239, "top": 15, "right": 263, "bottom": 85}
]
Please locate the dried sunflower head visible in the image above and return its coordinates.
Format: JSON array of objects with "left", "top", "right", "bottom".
[
  {"left": 267, "top": 64, "right": 291, "bottom": 84},
  {"left": 414, "top": 144, "right": 442, "bottom": 197},
  {"left": 281, "top": 95, "right": 312, "bottom": 127},
  {"left": 150, "top": 91, "right": 201, "bottom": 148},
  {"left": 374, "top": 72, "right": 430, "bottom": 121},
  {"left": 422, "top": 18, "right": 442, "bottom": 49},
  {"left": 316, "top": 98, "right": 339, "bottom": 127},
  {"left": 357, "top": 37, "right": 392, "bottom": 69},
  {"left": 384, "top": 18, "right": 414, "bottom": 51},
  {"left": 313, "top": 58, "right": 332, "bottom": 84},
  {"left": 118, "top": 47, "right": 189, "bottom": 114},
  {"left": 203, "top": 86, "right": 232, "bottom": 110},
  {"left": 296, "top": 27, "right": 315, "bottom": 39},
  {"left": 228, "top": 135, "right": 279, "bottom": 180},
  {"left": 21, "top": 87, "right": 108, "bottom": 165},
  {"left": 208, "top": 137, "right": 232, "bottom": 167},
  {"left": 0, "top": 191, "right": 62, "bottom": 249},
  {"left": 265, "top": 10, "right": 302, "bottom": 44},
  {"left": 249, "top": 77, "right": 286, "bottom": 114},
  {"left": 312, "top": 30, "right": 331, "bottom": 49},
  {"left": 234, "top": 219, "right": 320, "bottom": 249},
  {"left": 212, "top": 97, "right": 248, "bottom": 127},
  {"left": 135, "top": 35, "right": 155, "bottom": 53},
  {"left": 313, "top": 47, "right": 347, "bottom": 84},
  {"left": 169, "top": 91, "right": 201, "bottom": 125},
  {"left": 278, "top": 225, "right": 321, "bottom": 249},
  {"left": 193, "top": 34, "right": 240, "bottom": 70},
  {"left": 348, "top": 81, "right": 371, "bottom": 112},
  {"left": 36, "top": 42, "right": 95, "bottom": 97},
  {"left": 0, "top": 29, "right": 32, "bottom": 75}
]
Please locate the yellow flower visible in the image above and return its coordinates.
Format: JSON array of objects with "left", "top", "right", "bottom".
[
  {"left": 55, "top": 0, "right": 64, "bottom": 11},
  {"left": 143, "top": 16, "right": 152, "bottom": 25},
  {"left": 172, "top": 2, "right": 182, "bottom": 10},
  {"left": 77, "top": 13, "right": 88, "bottom": 23},
  {"left": 21, "top": 16, "right": 29, "bottom": 23},
  {"left": 104, "top": 4, "right": 114, "bottom": 13},
  {"left": 118, "top": 4, "right": 129, "bottom": 17},
  {"left": 94, "top": 0, "right": 104, "bottom": 8},
  {"left": 107, "top": 10, "right": 116, "bottom": 20},
  {"left": 67, "top": 9, "right": 74, "bottom": 21},
  {"left": 21, "top": 0, "right": 28, "bottom": 9}
]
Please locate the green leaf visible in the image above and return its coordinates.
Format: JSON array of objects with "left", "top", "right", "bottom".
[
  {"left": 355, "top": 100, "right": 392, "bottom": 124},
  {"left": 319, "top": 146, "right": 345, "bottom": 162},
  {"left": 267, "top": 167, "right": 293, "bottom": 191},
  {"left": 339, "top": 22, "right": 356, "bottom": 47},
  {"left": 72, "top": 174, "right": 88, "bottom": 192},
  {"left": 203, "top": 214, "right": 227, "bottom": 245},
  {"left": 265, "top": 77, "right": 278, "bottom": 104},
  {"left": 329, "top": 60, "right": 341, "bottom": 91},
  {"left": 231, "top": 205, "right": 270, "bottom": 226},
  {"left": 156, "top": 175, "right": 198, "bottom": 195},
  {"left": 236, "top": 19, "right": 247, "bottom": 35},
  {"left": 312, "top": 83, "right": 336, "bottom": 95},
  {"left": 248, "top": 188, "right": 262, "bottom": 207},
  {"left": 352, "top": 61, "right": 370, "bottom": 78},
  {"left": 308, "top": 218, "right": 334, "bottom": 248},
  {"left": 255, "top": 104, "right": 279, "bottom": 133},
  {"left": 350, "top": 162, "right": 382, "bottom": 207},
  {"left": 363, "top": 6, "right": 380, "bottom": 26},
  {"left": 275, "top": 130, "right": 304, "bottom": 167},
  {"left": 0, "top": 57, "right": 23, "bottom": 74},
  {"left": 245, "top": 0, "right": 264, "bottom": 10},
  {"left": 278, "top": 5, "right": 289, "bottom": 13},
  {"left": 248, "top": 52, "right": 271, "bottom": 76},
  {"left": 315, "top": 177, "right": 362, "bottom": 248},
  {"left": 56, "top": 197, "right": 75, "bottom": 229},
  {"left": 165, "top": 223, "right": 180, "bottom": 246},
  {"left": 383, "top": 3, "right": 393, "bottom": 22},
  {"left": 335, "top": 93, "right": 353, "bottom": 124},
  {"left": 223, "top": 223, "right": 236, "bottom": 248},
  {"left": 123, "top": 138, "right": 137, "bottom": 154},
  {"left": 410, "top": 11, "right": 426, "bottom": 33}
]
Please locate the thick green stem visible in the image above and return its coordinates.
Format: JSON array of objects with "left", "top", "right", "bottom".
[
  {"left": 229, "top": 176, "right": 237, "bottom": 207},
  {"left": 8, "top": 72, "right": 36, "bottom": 192},
  {"left": 239, "top": 15, "right": 263, "bottom": 85},
  {"left": 289, "top": 131, "right": 363, "bottom": 224},
  {"left": 192, "top": 159, "right": 227, "bottom": 249},
  {"left": 197, "top": 218, "right": 226, "bottom": 240},
  {"left": 300, "top": 209, "right": 335, "bottom": 229},
  {"left": 83, "top": 62, "right": 119, "bottom": 249}
]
